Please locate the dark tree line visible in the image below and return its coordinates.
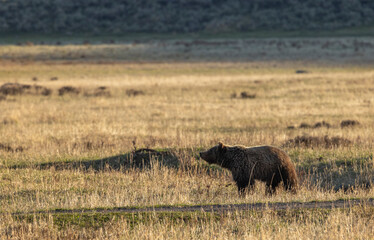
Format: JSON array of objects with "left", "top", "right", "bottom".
[{"left": 1, "top": 0, "right": 374, "bottom": 33}]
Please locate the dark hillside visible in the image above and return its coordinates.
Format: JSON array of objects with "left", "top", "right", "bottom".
[{"left": 0, "top": 0, "right": 374, "bottom": 33}]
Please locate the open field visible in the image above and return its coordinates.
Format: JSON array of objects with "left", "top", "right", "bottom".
[{"left": 1, "top": 37, "right": 374, "bottom": 238}]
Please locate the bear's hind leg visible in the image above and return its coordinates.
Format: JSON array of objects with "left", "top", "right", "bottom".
[
  {"left": 281, "top": 169, "right": 297, "bottom": 193},
  {"left": 266, "top": 175, "right": 281, "bottom": 195},
  {"left": 283, "top": 178, "right": 291, "bottom": 191},
  {"left": 265, "top": 182, "right": 279, "bottom": 195}
]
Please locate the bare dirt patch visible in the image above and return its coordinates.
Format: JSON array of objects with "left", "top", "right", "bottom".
[{"left": 13, "top": 198, "right": 374, "bottom": 216}]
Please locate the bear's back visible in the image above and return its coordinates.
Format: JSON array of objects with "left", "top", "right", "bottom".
[{"left": 243, "top": 145, "right": 290, "bottom": 166}]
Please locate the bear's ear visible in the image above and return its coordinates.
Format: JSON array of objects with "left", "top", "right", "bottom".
[{"left": 218, "top": 142, "right": 227, "bottom": 153}]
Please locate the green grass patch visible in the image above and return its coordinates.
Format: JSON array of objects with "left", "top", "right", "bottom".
[
  {"left": 14, "top": 211, "right": 222, "bottom": 230},
  {"left": 12, "top": 206, "right": 374, "bottom": 230}
]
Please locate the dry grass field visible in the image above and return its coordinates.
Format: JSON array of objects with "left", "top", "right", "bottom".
[{"left": 0, "top": 37, "right": 374, "bottom": 239}]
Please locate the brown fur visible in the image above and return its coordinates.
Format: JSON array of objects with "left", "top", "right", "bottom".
[{"left": 199, "top": 142, "right": 298, "bottom": 195}]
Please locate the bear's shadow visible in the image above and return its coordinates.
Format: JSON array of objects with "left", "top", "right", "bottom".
[{"left": 31, "top": 148, "right": 180, "bottom": 171}]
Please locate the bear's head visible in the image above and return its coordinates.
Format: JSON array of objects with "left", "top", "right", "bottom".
[{"left": 199, "top": 142, "right": 227, "bottom": 165}]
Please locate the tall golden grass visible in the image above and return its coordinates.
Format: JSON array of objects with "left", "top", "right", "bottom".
[{"left": 0, "top": 40, "right": 374, "bottom": 238}]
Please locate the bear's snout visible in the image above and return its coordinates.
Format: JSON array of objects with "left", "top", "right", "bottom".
[{"left": 199, "top": 151, "right": 207, "bottom": 159}]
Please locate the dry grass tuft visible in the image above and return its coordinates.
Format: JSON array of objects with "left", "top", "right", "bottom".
[
  {"left": 58, "top": 86, "right": 81, "bottom": 96},
  {"left": 298, "top": 123, "right": 312, "bottom": 129},
  {"left": 313, "top": 121, "right": 331, "bottom": 128},
  {"left": 126, "top": 89, "right": 145, "bottom": 97},
  {"left": 240, "top": 91, "right": 256, "bottom": 99},
  {"left": 0, "top": 83, "right": 51, "bottom": 96},
  {"left": 283, "top": 135, "right": 352, "bottom": 148},
  {"left": 0, "top": 143, "right": 24, "bottom": 152},
  {"left": 84, "top": 86, "right": 111, "bottom": 97},
  {"left": 341, "top": 120, "right": 360, "bottom": 128},
  {"left": 295, "top": 69, "right": 308, "bottom": 74},
  {"left": 293, "top": 121, "right": 331, "bottom": 129},
  {"left": 230, "top": 91, "right": 256, "bottom": 99},
  {"left": 1, "top": 117, "right": 17, "bottom": 125},
  {"left": 0, "top": 83, "right": 32, "bottom": 95}
]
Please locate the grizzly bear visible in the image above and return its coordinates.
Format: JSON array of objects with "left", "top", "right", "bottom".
[{"left": 199, "top": 142, "right": 298, "bottom": 195}]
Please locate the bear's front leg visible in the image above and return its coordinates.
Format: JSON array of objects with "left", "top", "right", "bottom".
[
  {"left": 248, "top": 179, "right": 256, "bottom": 192},
  {"left": 235, "top": 177, "right": 250, "bottom": 197}
]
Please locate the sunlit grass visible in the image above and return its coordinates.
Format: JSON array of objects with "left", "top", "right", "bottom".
[
  {"left": 0, "top": 40, "right": 374, "bottom": 238},
  {"left": 1, "top": 61, "right": 373, "bottom": 211}
]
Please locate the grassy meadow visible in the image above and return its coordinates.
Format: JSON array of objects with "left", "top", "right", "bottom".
[{"left": 0, "top": 37, "right": 374, "bottom": 239}]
